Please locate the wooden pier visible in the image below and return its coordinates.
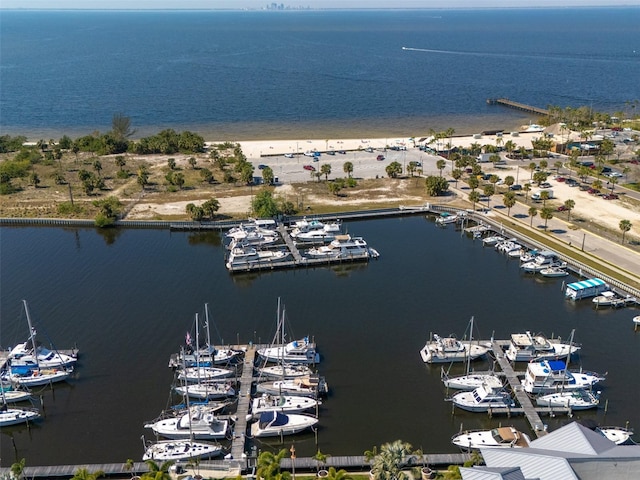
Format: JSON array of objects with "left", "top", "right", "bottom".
[
  {"left": 230, "top": 344, "right": 257, "bottom": 461},
  {"left": 487, "top": 98, "right": 549, "bottom": 116}
]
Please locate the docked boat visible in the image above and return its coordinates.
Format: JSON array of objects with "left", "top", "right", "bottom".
[
  {"left": 177, "top": 366, "right": 236, "bottom": 383},
  {"left": 521, "top": 123, "right": 545, "bottom": 133},
  {"left": 142, "top": 439, "right": 223, "bottom": 461},
  {"left": 592, "top": 291, "right": 629, "bottom": 308},
  {"left": 521, "top": 359, "right": 605, "bottom": 394},
  {"left": 173, "top": 382, "right": 236, "bottom": 400},
  {"left": 7, "top": 366, "right": 72, "bottom": 387},
  {"left": 227, "top": 230, "right": 279, "bottom": 249},
  {"left": 435, "top": 212, "right": 459, "bottom": 225},
  {"left": 256, "top": 363, "right": 314, "bottom": 380},
  {"left": 536, "top": 389, "right": 600, "bottom": 410},
  {"left": 579, "top": 420, "right": 635, "bottom": 445},
  {"left": 144, "top": 405, "right": 230, "bottom": 440},
  {"left": 495, "top": 239, "right": 521, "bottom": 254},
  {"left": 225, "top": 245, "right": 290, "bottom": 270},
  {"left": 0, "top": 384, "right": 33, "bottom": 404},
  {"left": 520, "top": 250, "right": 560, "bottom": 272},
  {"left": 0, "top": 404, "right": 41, "bottom": 427},
  {"left": 251, "top": 393, "right": 320, "bottom": 417},
  {"left": 258, "top": 337, "right": 320, "bottom": 365},
  {"left": 482, "top": 235, "right": 505, "bottom": 246},
  {"left": 634, "top": 316, "right": 640, "bottom": 326},
  {"left": 505, "top": 331, "right": 580, "bottom": 362},
  {"left": 226, "top": 221, "right": 277, "bottom": 241},
  {"left": 290, "top": 218, "right": 341, "bottom": 237},
  {"left": 451, "top": 377, "right": 515, "bottom": 412},
  {"left": 420, "top": 334, "right": 489, "bottom": 364},
  {"left": 442, "top": 370, "right": 502, "bottom": 391},
  {"left": 540, "top": 266, "right": 569, "bottom": 278},
  {"left": 451, "top": 427, "right": 531, "bottom": 450},
  {"left": 250, "top": 411, "right": 318, "bottom": 438},
  {"left": 306, "top": 234, "right": 374, "bottom": 259},
  {"left": 255, "top": 375, "right": 328, "bottom": 398}
]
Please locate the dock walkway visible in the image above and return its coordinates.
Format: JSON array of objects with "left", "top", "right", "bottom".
[
  {"left": 491, "top": 340, "right": 548, "bottom": 437},
  {"left": 487, "top": 98, "right": 549, "bottom": 116},
  {"left": 230, "top": 345, "right": 256, "bottom": 463}
]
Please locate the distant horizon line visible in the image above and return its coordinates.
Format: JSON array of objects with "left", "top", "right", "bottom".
[{"left": 1, "top": 4, "right": 638, "bottom": 10}]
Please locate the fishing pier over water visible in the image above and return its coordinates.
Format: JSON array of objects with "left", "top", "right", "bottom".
[{"left": 487, "top": 98, "right": 549, "bottom": 116}]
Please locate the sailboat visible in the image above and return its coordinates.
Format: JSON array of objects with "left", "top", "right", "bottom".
[
  {"left": 257, "top": 298, "right": 320, "bottom": 364},
  {"left": 0, "top": 385, "right": 41, "bottom": 427},
  {"left": 8, "top": 301, "right": 73, "bottom": 387},
  {"left": 420, "top": 316, "right": 489, "bottom": 364},
  {"left": 0, "top": 382, "right": 33, "bottom": 404}
]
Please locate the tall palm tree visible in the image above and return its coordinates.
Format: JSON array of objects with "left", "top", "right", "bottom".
[
  {"left": 503, "top": 192, "right": 516, "bottom": 216},
  {"left": 343, "top": 161, "right": 353, "bottom": 178},
  {"left": 325, "top": 467, "right": 352, "bottom": 480},
  {"left": 540, "top": 207, "right": 554, "bottom": 229},
  {"left": 436, "top": 159, "right": 446, "bottom": 177},
  {"left": 528, "top": 206, "right": 538, "bottom": 227},
  {"left": 369, "top": 440, "right": 413, "bottom": 480},
  {"left": 71, "top": 468, "right": 106, "bottom": 480},
  {"left": 564, "top": 199, "right": 575, "bottom": 220},
  {"left": 257, "top": 449, "right": 288, "bottom": 480},
  {"left": 619, "top": 219, "right": 632, "bottom": 244}
]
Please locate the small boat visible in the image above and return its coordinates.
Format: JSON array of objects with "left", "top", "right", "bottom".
[
  {"left": 505, "top": 331, "right": 580, "bottom": 362},
  {"left": 420, "top": 334, "right": 489, "bottom": 364},
  {"left": 142, "top": 439, "right": 223, "bottom": 461},
  {"left": 495, "top": 239, "right": 520, "bottom": 254},
  {"left": 536, "top": 389, "right": 600, "bottom": 410},
  {"left": 592, "top": 291, "right": 627, "bottom": 308},
  {"left": 540, "top": 266, "right": 569, "bottom": 278},
  {"left": 579, "top": 419, "right": 635, "bottom": 445},
  {"left": 0, "top": 404, "right": 41, "bottom": 427},
  {"left": 435, "top": 212, "right": 459, "bottom": 225},
  {"left": 251, "top": 393, "right": 320, "bottom": 416},
  {"left": 521, "top": 359, "right": 605, "bottom": 394},
  {"left": 256, "top": 363, "right": 314, "bottom": 380},
  {"left": 227, "top": 231, "right": 279, "bottom": 249},
  {"left": 451, "top": 377, "right": 515, "bottom": 412},
  {"left": 508, "top": 248, "right": 526, "bottom": 259},
  {"left": 519, "top": 249, "right": 539, "bottom": 263},
  {"left": 0, "top": 383, "right": 33, "bottom": 404},
  {"left": 173, "top": 382, "right": 236, "bottom": 400},
  {"left": 306, "top": 234, "right": 373, "bottom": 259},
  {"left": 521, "top": 123, "right": 545, "bottom": 133},
  {"left": 256, "top": 375, "right": 328, "bottom": 398},
  {"left": 7, "top": 366, "right": 72, "bottom": 387},
  {"left": 226, "top": 220, "right": 277, "bottom": 241},
  {"left": 634, "top": 316, "right": 640, "bottom": 326},
  {"left": 520, "top": 251, "right": 560, "bottom": 272},
  {"left": 482, "top": 235, "right": 505, "bottom": 246},
  {"left": 176, "top": 366, "right": 236, "bottom": 384},
  {"left": 226, "top": 246, "right": 290, "bottom": 270},
  {"left": 451, "top": 426, "right": 531, "bottom": 450},
  {"left": 250, "top": 411, "right": 318, "bottom": 438},
  {"left": 442, "top": 370, "right": 502, "bottom": 391},
  {"left": 144, "top": 405, "right": 230, "bottom": 440},
  {"left": 258, "top": 337, "right": 320, "bottom": 365}
]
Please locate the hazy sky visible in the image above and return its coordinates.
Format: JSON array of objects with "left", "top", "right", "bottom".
[{"left": 2, "top": 0, "right": 638, "bottom": 9}]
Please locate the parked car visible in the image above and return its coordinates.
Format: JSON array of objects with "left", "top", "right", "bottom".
[
  {"left": 566, "top": 178, "right": 579, "bottom": 187},
  {"left": 303, "top": 165, "right": 316, "bottom": 171},
  {"left": 337, "top": 150, "right": 346, "bottom": 154},
  {"left": 258, "top": 164, "right": 267, "bottom": 170},
  {"left": 327, "top": 150, "right": 336, "bottom": 155},
  {"left": 376, "top": 154, "right": 385, "bottom": 161},
  {"left": 579, "top": 184, "right": 591, "bottom": 191},
  {"left": 540, "top": 182, "right": 552, "bottom": 188},
  {"left": 555, "top": 176, "right": 566, "bottom": 182},
  {"left": 557, "top": 205, "right": 567, "bottom": 211},
  {"left": 603, "top": 193, "right": 619, "bottom": 200},
  {"left": 284, "top": 153, "right": 294, "bottom": 158},
  {"left": 365, "top": 147, "right": 374, "bottom": 153},
  {"left": 510, "top": 184, "right": 522, "bottom": 191},
  {"left": 587, "top": 188, "right": 600, "bottom": 195}
]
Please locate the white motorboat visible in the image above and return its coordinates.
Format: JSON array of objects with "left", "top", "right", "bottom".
[
  {"left": 495, "top": 239, "right": 520, "bottom": 254},
  {"left": 592, "top": 291, "right": 627, "bottom": 307},
  {"left": 435, "top": 212, "right": 459, "bottom": 225},
  {"left": 521, "top": 123, "right": 545, "bottom": 133},
  {"left": 521, "top": 359, "right": 605, "bottom": 394},
  {"left": 508, "top": 248, "right": 526, "bottom": 259},
  {"left": 536, "top": 389, "right": 600, "bottom": 410},
  {"left": 306, "top": 234, "right": 373, "bottom": 259},
  {"left": 251, "top": 393, "right": 320, "bottom": 416},
  {"left": 226, "top": 221, "right": 277, "bottom": 241},
  {"left": 0, "top": 384, "right": 32, "bottom": 404},
  {"left": 420, "top": 335, "right": 489, "bottom": 364},
  {"left": 451, "top": 377, "right": 515, "bottom": 412},
  {"left": 250, "top": 411, "right": 318, "bottom": 438},
  {"left": 519, "top": 249, "right": 539, "bottom": 262},
  {"left": 227, "top": 231, "right": 279, "bottom": 248},
  {"left": 540, "top": 266, "right": 569, "bottom": 277},
  {"left": 142, "top": 439, "right": 223, "bottom": 461},
  {"left": 520, "top": 250, "right": 560, "bottom": 272},
  {"left": 505, "top": 331, "right": 580, "bottom": 362},
  {"left": 482, "top": 235, "right": 505, "bottom": 246},
  {"left": 256, "top": 375, "right": 328, "bottom": 398},
  {"left": 290, "top": 217, "right": 341, "bottom": 238},
  {"left": 226, "top": 246, "right": 290, "bottom": 270},
  {"left": 144, "top": 405, "right": 230, "bottom": 440},
  {"left": 177, "top": 366, "right": 236, "bottom": 383},
  {"left": 634, "top": 316, "right": 640, "bottom": 326},
  {"left": 258, "top": 337, "right": 320, "bottom": 365},
  {"left": 0, "top": 404, "right": 41, "bottom": 427},
  {"left": 579, "top": 420, "right": 635, "bottom": 445},
  {"left": 256, "top": 363, "right": 314, "bottom": 380},
  {"left": 173, "top": 382, "right": 236, "bottom": 400},
  {"left": 451, "top": 427, "right": 531, "bottom": 450}
]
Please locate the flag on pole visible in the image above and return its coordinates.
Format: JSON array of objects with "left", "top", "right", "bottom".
[{"left": 185, "top": 332, "right": 192, "bottom": 346}]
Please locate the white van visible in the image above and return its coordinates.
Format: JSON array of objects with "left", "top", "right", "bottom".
[{"left": 531, "top": 189, "right": 554, "bottom": 200}]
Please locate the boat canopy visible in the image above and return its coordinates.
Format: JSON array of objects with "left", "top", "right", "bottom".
[
  {"left": 567, "top": 278, "right": 606, "bottom": 291},
  {"left": 258, "top": 411, "right": 289, "bottom": 428}
]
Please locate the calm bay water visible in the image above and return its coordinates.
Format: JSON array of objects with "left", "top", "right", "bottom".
[
  {"left": 1, "top": 218, "right": 639, "bottom": 466},
  {"left": 1, "top": 8, "right": 639, "bottom": 139}
]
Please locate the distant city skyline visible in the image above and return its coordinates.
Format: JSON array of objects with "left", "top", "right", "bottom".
[{"left": 2, "top": 0, "right": 639, "bottom": 9}]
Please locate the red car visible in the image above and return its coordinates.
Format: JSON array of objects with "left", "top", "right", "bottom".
[
  {"left": 557, "top": 205, "right": 568, "bottom": 211},
  {"left": 603, "top": 193, "right": 619, "bottom": 200},
  {"left": 376, "top": 155, "right": 385, "bottom": 161},
  {"left": 303, "top": 165, "right": 316, "bottom": 171}
]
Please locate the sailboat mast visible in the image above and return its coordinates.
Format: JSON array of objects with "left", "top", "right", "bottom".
[
  {"left": 22, "top": 300, "right": 39, "bottom": 368},
  {"left": 204, "top": 303, "right": 213, "bottom": 351}
]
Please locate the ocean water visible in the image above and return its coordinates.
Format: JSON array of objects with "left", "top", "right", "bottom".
[{"left": 1, "top": 7, "right": 639, "bottom": 140}]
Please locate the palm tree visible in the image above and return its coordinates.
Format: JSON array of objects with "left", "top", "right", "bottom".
[
  {"left": 483, "top": 184, "right": 495, "bottom": 209},
  {"left": 539, "top": 190, "right": 550, "bottom": 207},
  {"left": 71, "top": 468, "right": 106, "bottom": 480},
  {"left": 10, "top": 458, "right": 26, "bottom": 480},
  {"left": 324, "top": 467, "right": 352, "bottom": 480},
  {"left": 503, "top": 191, "right": 516, "bottom": 216},
  {"left": 343, "top": 161, "right": 353, "bottom": 178},
  {"left": 368, "top": 440, "right": 413, "bottom": 480},
  {"left": 320, "top": 163, "right": 332, "bottom": 181},
  {"left": 523, "top": 183, "right": 531, "bottom": 200},
  {"left": 257, "top": 449, "right": 288, "bottom": 480},
  {"left": 564, "top": 199, "right": 575, "bottom": 220},
  {"left": 468, "top": 190, "right": 480, "bottom": 212},
  {"left": 141, "top": 459, "right": 173, "bottom": 480},
  {"left": 619, "top": 219, "right": 632, "bottom": 244},
  {"left": 540, "top": 207, "right": 554, "bottom": 229},
  {"left": 528, "top": 206, "right": 538, "bottom": 227},
  {"left": 436, "top": 159, "right": 446, "bottom": 177}
]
